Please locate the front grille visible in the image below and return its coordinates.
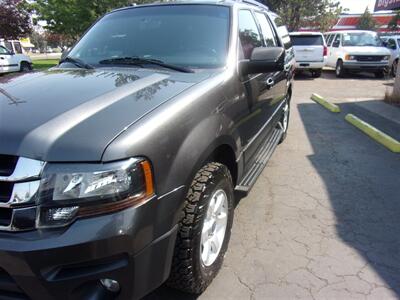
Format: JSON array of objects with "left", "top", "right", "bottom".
[
  {"left": 0, "top": 268, "right": 28, "bottom": 299},
  {"left": 0, "top": 155, "right": 18, "bottom": 177},
  {"left": 355, "top": 55, "right": 384, "bottom": 62},
  {"left": 0, "top": 156, "right": 44, "bottom": 232},
  {"left": 0, "top": 182, "right": 14, "bottom": 203},
  {"left": 0, "top": 208, "right": 12, "bottom": 226}
]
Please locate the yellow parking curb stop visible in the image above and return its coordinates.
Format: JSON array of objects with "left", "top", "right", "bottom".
[
  {"left": 345, "top": 114, "right": 400, "bottom": 153},
  {"left": 311, "top": 93, "right": 341, "bottom": 113}
]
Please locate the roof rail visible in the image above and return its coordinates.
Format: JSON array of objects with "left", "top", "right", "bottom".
[{"left": 240, "top": 0, "right": 269, "bottom": 11}]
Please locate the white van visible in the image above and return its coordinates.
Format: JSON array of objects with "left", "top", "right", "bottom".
[
  {"left": 290, "top": 32, "right": 327, "bottom": 77},
  {"left": 324, "top": 30, "right": 390, "bottom": 78},
  {"left": 0, "top": 39, "right": 32, "bottom": 73}
]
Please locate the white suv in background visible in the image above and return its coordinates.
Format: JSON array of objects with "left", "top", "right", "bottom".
[
  {"left": 290, "top": 32, "right": 327, "bottom": 78},
  {"left": 325, "top": 30, "right": 390, "bottom": 78},
  {"left": 0, "top": 40, "right": 32, "bottom": 74}
]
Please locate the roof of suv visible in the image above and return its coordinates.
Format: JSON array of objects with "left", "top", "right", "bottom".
[
  {"left": 325, "top": 30, "right": 377, "bottom": 35},
  {"left": 290, "top": 32, "right": 324, "bottom": 36},
  {"left": 112, "top": 0, "right": 270, "bottom": 13}
]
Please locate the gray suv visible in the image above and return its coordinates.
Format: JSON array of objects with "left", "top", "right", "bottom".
[{"left": 0, "top": 1, "right": 294, "bottom": 299}]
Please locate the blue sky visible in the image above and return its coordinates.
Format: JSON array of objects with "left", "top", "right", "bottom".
[{"left": 340, "top": 0, "right": 377, "bottom": 13}]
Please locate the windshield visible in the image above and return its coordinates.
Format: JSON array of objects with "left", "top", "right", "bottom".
[
  {"left": 290, "top": 35, "right": 324, "bottom": 46},
  {"left": 68, "top": 5, "right": 230, "bottom": 69},
  {"left": 342, "top": 32, "right": 382, "bottom": 47}
]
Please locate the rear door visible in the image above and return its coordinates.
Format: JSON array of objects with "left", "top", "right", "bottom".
[{"left": 290, "top": 34, "right": 324, "bottom": 63}]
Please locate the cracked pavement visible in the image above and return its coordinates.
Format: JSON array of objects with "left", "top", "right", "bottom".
[{"left": 145, "top": 71, "right": 400, "bottom": 300}]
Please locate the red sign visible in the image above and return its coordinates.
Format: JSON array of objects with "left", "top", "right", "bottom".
[{"left": 375, "top": 0, "right": 400, "bottom": 11}]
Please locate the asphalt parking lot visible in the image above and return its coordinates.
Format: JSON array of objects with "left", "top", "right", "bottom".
[{"left": 146, "top": 71, "right": 400, "bottom": 300}]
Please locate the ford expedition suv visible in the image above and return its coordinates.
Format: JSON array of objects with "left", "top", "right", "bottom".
[{"left": 0, "top": 1, "right": 293, "bottom": 299}]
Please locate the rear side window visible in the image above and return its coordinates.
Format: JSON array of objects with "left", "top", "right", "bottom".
[
  {"left": 290, "top": 35, "right": 324, "bottom": 46},
  {"left": 238, "top": 10, "right": 263, "bottom": 59},
  {"left": 0, "top": 46, "right": 9, "bottom": 55},
  {"left": 254, "top": 12, "right": 277, "bottom": 47}
]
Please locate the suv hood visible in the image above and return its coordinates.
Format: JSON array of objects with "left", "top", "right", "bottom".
[
  {"left": 342, "top": 46, "right": 391, "bottom": 55},
  {"left": 0, "top": 68, "right": 206, "bottom": 161}
]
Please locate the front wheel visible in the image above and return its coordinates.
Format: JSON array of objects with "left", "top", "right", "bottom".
[
  {"left": 336, "top": 60, "right": 346, "bottom": 78},
  {"left": 167, "top": 162, "right": 234, "bottom": 294},
  {"left": 392, "top": 60, "right": 398, "bottom": 77},
  {"left": 20, "top": 61, "right": 32, "bottom": 72}
]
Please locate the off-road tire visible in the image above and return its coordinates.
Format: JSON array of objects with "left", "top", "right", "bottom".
[{"left": 167, "top": 162, "right": 234, "bottom": 294}]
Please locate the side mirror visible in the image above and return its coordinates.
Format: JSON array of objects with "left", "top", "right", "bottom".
[
  {"left": 332, "top": 40, "right": 340, "bottom": 48},
  {"left": 240, "top": 47, "right": 285, "bottom": 75},
  {"left": 61, "top": 48, "right": 71, "bottom": 61}
]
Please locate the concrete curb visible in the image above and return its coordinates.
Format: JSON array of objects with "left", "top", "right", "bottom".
[
  {"left": 345, "top": 114, "right": 400, "bottom": 153},
  {"left": 311, "top": 94, "right": 341, "bottom": 113}
]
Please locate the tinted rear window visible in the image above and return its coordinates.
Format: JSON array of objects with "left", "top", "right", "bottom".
[{"left": 290, "top": 35, "right": 324, "bottom": 46}]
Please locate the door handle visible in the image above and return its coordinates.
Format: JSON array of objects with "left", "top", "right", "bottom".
[{"left": 265, "top": 78, "right": 274, "bottom": 86}]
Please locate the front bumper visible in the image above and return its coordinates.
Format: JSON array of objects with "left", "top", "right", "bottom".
[
  {"left": 0, "top": 187, "right": 185, "bottom": 300},
  {"left": 343, "top": 61, "right": 388, "bottom": 72}
]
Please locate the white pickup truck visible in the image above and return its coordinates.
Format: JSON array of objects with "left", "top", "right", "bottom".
[
  {"left": 289, "top": 32, "right": 327, "bottom": 78},
  {"left": 0, "top": 40, "right": 32, "bottom": 74}
]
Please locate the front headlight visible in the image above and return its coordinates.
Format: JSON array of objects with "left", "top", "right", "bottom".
[
  {"left": 345, "top": 54, "right": 356, "bottom": 61},
  {"left": 383, "top": 55, "right": 390, "bottom": 61},
  {"left": 37, "top": 158, "right": 154, "bottom": 228}
]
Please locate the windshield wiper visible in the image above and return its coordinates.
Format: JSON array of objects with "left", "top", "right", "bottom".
[
  {"left": 59, "top": 56, "right": 94, "bottom": 69},
  {"left": 98, "top": 57, "right": 194, "bottom": 73}
]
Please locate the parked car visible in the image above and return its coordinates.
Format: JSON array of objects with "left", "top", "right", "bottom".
[
  {"left": 325, "top": 30, "right": 391, "bottom": 78},
  {"left": 289, "top": 31, "right": 327, "bottom": 77},
  {"left": 381, "top": 35, "right": 400, "bottom": 76},
  {"left": 0, "top": 39, "right": 32, "bottom": 73},
  {"left": 0, "top": 1, "right": 294, "bottom": 299}
]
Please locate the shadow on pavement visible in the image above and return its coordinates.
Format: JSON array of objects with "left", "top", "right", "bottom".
[
  {"left": 143, "top": 285, "right": 198, "bottom": 300},
  {"left": 298, "top": 100, "right": 400, "bottom": 296}
]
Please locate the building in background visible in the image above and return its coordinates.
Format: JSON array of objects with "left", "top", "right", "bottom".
[
  {"left": 333, "top": 13, "right": 400, "bottom": 34},
  {"left": 300, "top": 12, "right": 400, "bottom": 34}
]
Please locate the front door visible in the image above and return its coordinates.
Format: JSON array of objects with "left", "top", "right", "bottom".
[
  {"left": 237, "top": 9, "right": 286, "bottom": 170},
  {"left": 0, "top": 46, "right": 18, "bottom": 73}
]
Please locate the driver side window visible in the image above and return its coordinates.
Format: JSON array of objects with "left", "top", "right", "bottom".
[
  {"left": 238, "top": 10, "right": 263, "bottom": 59},
  {"left": 332, "top": 34, "right": 341, "bottom": 47},
  {"left": 0, "top": 46, "right": 9, "bottom": 55}
]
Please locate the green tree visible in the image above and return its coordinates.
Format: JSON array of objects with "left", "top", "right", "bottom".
[
  {"left": 0, "top": 0, "right": 32, "bottom": 39},
  {"left": 263, "top": 0, "right": 342, "bottom": 32},
  {"left": 31, "top": 0, "right": 152, "bottom": 39},
  {"left": 357, "top": 7, "right": 377, "bottom": 30},
  {"left": 388, "top": 11, "right": 400, "bottom": 32}
]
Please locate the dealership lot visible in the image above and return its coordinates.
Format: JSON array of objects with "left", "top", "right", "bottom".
[{"left": 146, "top": 71, "right": 400, "bottom": 300}]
